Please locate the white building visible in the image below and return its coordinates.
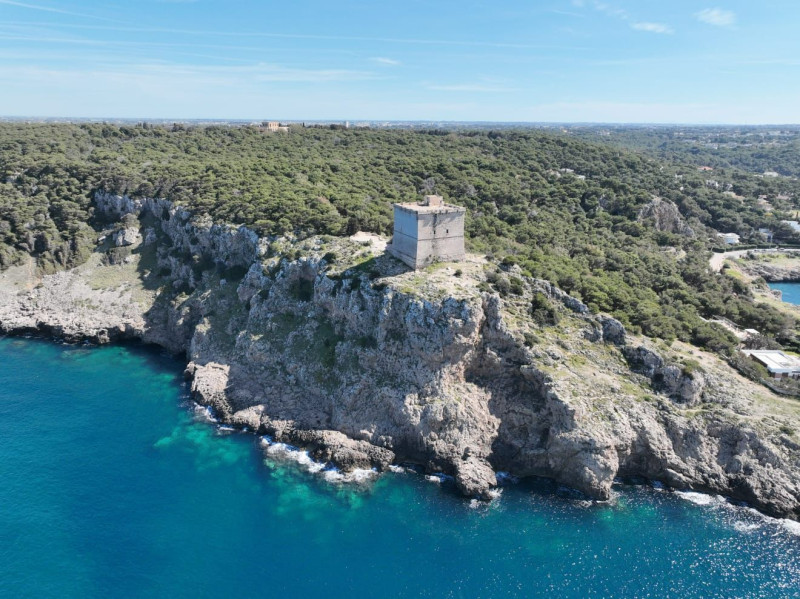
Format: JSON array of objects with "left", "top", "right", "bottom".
[
  {"left": 717, "top": 232, "right": 741, "bottom": 245},
  {"left": 742, "top": 350, "right": 800, "bottom": 379},
  {"left": 387, "top": 195, "right": 466, "bottom": 269},
  {"left": 782, "top": 220, "right": 800, "bottom": 233},
  {"left": 758, "top": 228, "right": 774, "bottom": 243}
]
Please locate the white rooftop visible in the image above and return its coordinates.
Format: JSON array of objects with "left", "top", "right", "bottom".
[
  {"left": 742, "top": 350, "right": 800, "bottom": 372},
  {"left": 782, "top": 220, "right": 800, "bottom": 232}
]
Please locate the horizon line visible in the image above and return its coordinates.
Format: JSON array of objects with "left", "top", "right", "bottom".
[{"left": 2, "top": 115, "right": 800, "bottom": 127}]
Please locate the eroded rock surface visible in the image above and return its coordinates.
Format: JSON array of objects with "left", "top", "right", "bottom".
[
  {"left": 1, "top": 192, "right": 799, "bottom": 520},
  {"left": 638, "top": 197, "right": 695, "bottom": 236}
]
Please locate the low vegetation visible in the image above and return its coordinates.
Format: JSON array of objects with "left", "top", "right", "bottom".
[{"left": 2, "top": 122, "right": 800, "bottom": 354}]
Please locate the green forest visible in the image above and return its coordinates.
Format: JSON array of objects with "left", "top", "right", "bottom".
[
  {"left": 570, "top": 125, "right": 800, "bottom": 178},
  {"left": 2, "top": 122, "right": 800, "bottom": 354}
]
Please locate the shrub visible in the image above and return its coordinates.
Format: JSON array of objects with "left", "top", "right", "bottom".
[
  {"left": 523, "top": 332, "right": 540, "bottom": 347},
  {"left": 530, "top": 292, "right": 560, "bottom": 326}
]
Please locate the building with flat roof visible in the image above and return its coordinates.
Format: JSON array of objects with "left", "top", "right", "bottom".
[
  {"left": 742, "top": 349, "right": 800, "bottom": 379},
  {"left": 782, "top": 220, "right": 800, "bottom": 233},
  {"left": 262, "top": 121, "right": 289, "bottom": 132},
  {"left": 387, "top": 195, "right": 466, "bottom": 269},
  {"left": 717, "top": 232, "right": 741, "bottom": 245}
]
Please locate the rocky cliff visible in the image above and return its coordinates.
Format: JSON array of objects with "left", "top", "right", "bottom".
[
  {"left": 2, "top": 192, "right": 799, "bottom": 519},
  {"left": 637, "top": 197, "right": 695, "bottom": 236}
]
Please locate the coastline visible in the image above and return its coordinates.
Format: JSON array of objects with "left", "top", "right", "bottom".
[{"left": 2, "top": 192, "right": 799, "bottom": 519}]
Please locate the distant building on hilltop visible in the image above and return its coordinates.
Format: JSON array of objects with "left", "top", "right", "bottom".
[
  {"left": 262, "top": 121, "right": 289, "bottom": 133},
  {"left": 388, "top": 195, "right": 466, "bottom": 269}
]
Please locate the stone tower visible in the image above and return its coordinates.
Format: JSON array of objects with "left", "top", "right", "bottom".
[{"left": 387, "top": 195, "right": 466, "bottom": 269}]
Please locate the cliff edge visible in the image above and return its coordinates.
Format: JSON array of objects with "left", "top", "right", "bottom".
[{"left": 2, "top": 192, "right": 799, "bottom": 518}]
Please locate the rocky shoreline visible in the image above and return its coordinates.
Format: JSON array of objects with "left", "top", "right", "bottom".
[
  {"left": 731, "top": 251, "right": 800, "bottom": 283},
  {"left": 2, "top": 192, "right": 800, "bottom": 519}
]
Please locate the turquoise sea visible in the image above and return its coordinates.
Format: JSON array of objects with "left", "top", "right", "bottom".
[
  {"left": 771, "top": 281, "right": 800, "bottom": 306},
  {"left": 1, "top": 337, "right": 799, "bottom": 598}
]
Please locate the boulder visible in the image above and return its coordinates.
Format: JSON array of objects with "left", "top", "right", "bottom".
[
  {"left": 114, "top": 227, "right": 141, "bottom": 247},
  {"left": 600, "top": 315, "right": 626, "bottom": 345}
]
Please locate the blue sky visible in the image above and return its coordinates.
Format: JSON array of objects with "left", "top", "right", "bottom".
[{"left": 0, "top": 0, "right": 798, "bottom": 123}]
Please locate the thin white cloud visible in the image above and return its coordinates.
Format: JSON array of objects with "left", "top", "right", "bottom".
[
  {"left": 0, "top": 61, "right": 391, "bottom": 120},
  {"left": 0, "top": 33, "right": 355, "bottom": 56},
  {"left": 573, "top": 1, "right": 675, "bottom": 33},
  {"left": 549, "top": 9, "right": 586, "bottom": 18},
  {"left": 0, "top": 0, "right": 119, "bottom": 22},
  {"left": 591, "top": 1, "right": 629, "bottom": 21},
  {"left": 139, "top": 62, "right": 377, "bottom": 83},
  {"left": 739, "top": 58, "right": 800, "bottom": 66},
  {"left": 695, "top": 8, "right": 736, "bottom": 27},
  {"left": 0, "top": 62, "right": 378, "bottom": 88},
  {"left": 428, "top": 84, "right": 516, "bottom": 93},
  {"left": 371, "top": 57, "right": 401, "bottom": 66},
  {"left": 632, "top": 22, "right": 674, "bottom": 34},
  {"left": 0, "top": 20, "right": 578, "bottom": 51}
]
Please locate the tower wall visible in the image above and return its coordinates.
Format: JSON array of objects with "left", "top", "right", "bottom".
[{"left": 388, "top": 203, "right": 465, "bottom": 269}]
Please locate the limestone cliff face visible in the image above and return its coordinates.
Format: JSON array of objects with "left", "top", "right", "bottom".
[
  {"left": 637, "top": 197, "right": 695, "bottom": 236},
  {"left": 2, "top": 192, "right": 800, "bottom": 519}
]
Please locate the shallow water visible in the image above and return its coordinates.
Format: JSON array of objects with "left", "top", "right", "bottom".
[
  {"left": 1, "top": 337, "right": 798, "bottom": 598},
  {"left": 770, "top": 281, "right": 800, "bottom": 306}
]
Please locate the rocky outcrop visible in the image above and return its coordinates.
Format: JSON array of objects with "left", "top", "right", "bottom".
[
  {"left": 114, "top": 227, "right": 141, "bottom": 247},
  {"left": 2, "top": 192, "right": 799, "bottom": 520},
  {"left": 734, "top": 254, "right": 800, "bottom": 282},
  {"left": 624, "top": 346, "right": 705, "bottom": 406},
  {"left": 0, "top": 262, "right": 148, "bottom": 344},
  {"left": 638, "top": 197, "right": 694, "bottom": 236},
  {"left": 584, "top": 315, "right": 626, "bottom": 345}
]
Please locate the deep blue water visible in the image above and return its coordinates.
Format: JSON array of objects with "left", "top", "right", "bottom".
[
  {"left": 1, "top": 338, "right": 799, "bottom": 598},
  {"left": 771, "top": 281, "right": 800, "bottom": 306}
]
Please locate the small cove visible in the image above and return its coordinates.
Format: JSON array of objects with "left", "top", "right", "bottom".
[{"left": 770, "top": 281, "right": 800, "bottom": 306}]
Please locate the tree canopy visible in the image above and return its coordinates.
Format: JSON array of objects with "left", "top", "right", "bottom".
[{"left": 2, "top": 122, "right": 798, "bottom": 352}]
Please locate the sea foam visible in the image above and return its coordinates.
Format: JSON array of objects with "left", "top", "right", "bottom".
[
  {"left": 675, "top": 491, "right": 725, "bottom": 506},
  {"left": 259, "top": 436, "right": 377, "bottom": 483},
  {"left": 188, "top": 402, "right": 218, "bottom": 424},
  {"left": 424, "top": 473, "right": 453, "bottom": 484}
]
